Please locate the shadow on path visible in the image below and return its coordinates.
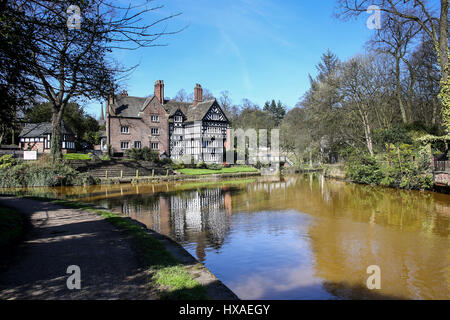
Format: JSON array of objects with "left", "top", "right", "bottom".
[{"left": 0, "top": 197, "right": 156, "bottom": 300}]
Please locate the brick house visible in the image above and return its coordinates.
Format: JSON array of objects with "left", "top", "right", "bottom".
[
  {"left": 106, "top": 80, "right": 231, "bottom": 163},
  {"left": 19, "top": 122, "right": 76, "bottom": 154}
]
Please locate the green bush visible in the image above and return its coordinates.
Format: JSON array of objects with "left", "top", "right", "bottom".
[
  {"left": 206, "top": 163, "right": 222, "bottom": 170},
  {"left": 345, "top": 153, "right": 383, "bottom": 185},
  {"left": 171, "top": 162, "right": 185, "bottom": 170},
  {"left": 99, "top": 154, "right": 111, "bottom": 161},
  {"left": 0, "top": 154, "right": 16, "bottom": 169},
  {"left": 0, "top": 159, "right": 99, "bottom": 188},
  {"left": 126, "top": 147, "right": 159, "bottom": 162},
  {"left": 196, "top": 162, "right": 207, "bottom": 169},
  {"left": 345, "top": 145, "right": 433, "bottom": 190}
]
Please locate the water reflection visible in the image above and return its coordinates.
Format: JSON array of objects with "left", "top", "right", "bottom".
[
  {"left": 94, "top": 187, "right": 234, "bottom": 262},
  {"left": 4, "top": 174, "right": 450, "bottom": 299}
]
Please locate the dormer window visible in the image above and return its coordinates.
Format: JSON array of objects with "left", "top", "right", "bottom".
[
  {"left": 174, "top": 116, "right": 183, "bottom": 122},
  {"left": 121, "top": 126, "right": 129, "bottom": 134}
]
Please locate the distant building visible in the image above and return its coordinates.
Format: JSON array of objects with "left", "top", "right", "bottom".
[
  {"left": 19, "top": 122, "right": 76, "bottom": 153},
  {"left": 105, "top": 80, "right": 231, "bottom": 163}
]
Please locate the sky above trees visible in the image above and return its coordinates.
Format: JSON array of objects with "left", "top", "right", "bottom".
[{"left": 86, "top": 0, "right": 378, "bottom": 117}]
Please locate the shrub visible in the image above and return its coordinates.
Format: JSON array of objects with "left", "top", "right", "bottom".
[
  {"left": 345, "top": 145, "right": 433, "bottom": 190},
  {"left": 206, "top": 163, "right": 222, "bottom": 170},
  {"left": 0, "top": 160, "right": 99, "bottom": 188},
  {"left": 0, "top": 154, "right": 16, "bottom": 169},
  {"left": 196, "top": 162, "right": 207, "bottom": 169},
  {"left": 100, "top": 154, "right": 111, "bottom": 161},
  {"left": 126, "top": 147, "right": 159, "bottom": 162},
  {"left": 171, "top": 162, "right": 185, "bottom": 170},
  {"left": 345, "top": 153, "right": 383, "bottom": 185}
]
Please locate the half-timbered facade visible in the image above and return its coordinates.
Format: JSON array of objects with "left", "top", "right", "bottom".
[
  {"left": 19, "top": 122, "right": 76, "bottom": 154},
  {"left": 106, "top": 81, "right": 230, "bottom": 163}
]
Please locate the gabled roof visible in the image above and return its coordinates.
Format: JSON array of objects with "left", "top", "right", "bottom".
[
  {"left": 112, "top": 95, "right": 148, "bottom": 118},
  {"left": 110, "top": 94, "right": 226, "bottom": 123},
  {"left": 19, "top": 122, "right": 73, "bottom": 138},
  {"left": 163, "top": 100, "right": 191, "bottom": 116},
  {"left": 185, "top": 100, "right": 216, "bottom": 122}
]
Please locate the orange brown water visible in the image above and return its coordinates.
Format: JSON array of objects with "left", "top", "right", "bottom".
[{"left": 5, "top": 174, "right": 449, "bottom": 299}]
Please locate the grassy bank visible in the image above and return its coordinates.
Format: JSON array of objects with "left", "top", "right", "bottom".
[
  {"left": 178, "top": 178, "right": 257, "bottom": 190},
  {"left": 0, "top": 155, "right": 98, "bottom": 188},
  {"left": 178, "top": 166, "right": 259, "bottom": 176},
  {"left": 63, "top": 153, "right": 91, "bottom": 160},
  {"left": 0, "top": 207, "right": 24, "bottom": 250},
  {"left": 30, "top": 197, "right": 208, "bottom": 300}
]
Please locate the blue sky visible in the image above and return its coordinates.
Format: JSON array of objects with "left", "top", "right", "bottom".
[{"left": 87, "top": 0, "right": 374, "bottom": 118}]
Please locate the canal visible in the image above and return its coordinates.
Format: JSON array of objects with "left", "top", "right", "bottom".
[{"left": 6, "top": 174, "right": 450, "bottom": 299}]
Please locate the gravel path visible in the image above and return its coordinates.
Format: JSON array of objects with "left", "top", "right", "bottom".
[{"left": 0, "top": 197, "right": 157, "bottom": 300}]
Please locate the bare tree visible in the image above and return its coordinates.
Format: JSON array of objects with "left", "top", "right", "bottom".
[
  {"left": 8, "top": 0, "right": 182, "bottom": 160},
  {"left": 336, "top": 0, "right": 449, "bottom": 130},
  {"left": 368, "top": 15, "right": 421, "bottom": 123},
  {"left": 173, "top": 89, "right": 189, "bottom": 102},
  {"left": 339, "top": 55, "right": 390, "bottom": 156}
]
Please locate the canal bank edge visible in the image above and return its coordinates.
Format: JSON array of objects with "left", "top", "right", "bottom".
[
  {"left": 128, "top": 217, "right": 240, "bottom": 301},
  {"left": 0, "top": 195, "right": 239, "bottom": 300},
  {"left": 100, "top": 171, "right": 261, "bottom": 185}
]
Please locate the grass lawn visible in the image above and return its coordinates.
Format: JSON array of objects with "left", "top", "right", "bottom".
[
  {"left": 177, "top": 178, "right": 257, "bottom": 190},
  {"left": 0, "top": 207, "right": 24, "bottom": 249},
  {"left": 63, "top": 153, "right": 91, "bottom": 160},
  {"left": 178, "top": 166, "right": 259, "bottom": 176}
]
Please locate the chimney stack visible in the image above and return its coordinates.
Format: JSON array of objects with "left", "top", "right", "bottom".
[
  {"left": 108, "top": 87, "right": 115, "bottom": 106},
  {"left": 154, "top": 80, "right": 164, "bottom": 104},
  {"left": 193, "top": 83, "right": 203, "bottom": 107}
]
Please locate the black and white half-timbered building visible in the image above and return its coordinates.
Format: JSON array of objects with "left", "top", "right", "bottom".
[
  {"left": 168, "top": 99, "right": 230, "bottom": 163},
  {"left": 105, "top": 81, "right": 231, "bottom": 163}
]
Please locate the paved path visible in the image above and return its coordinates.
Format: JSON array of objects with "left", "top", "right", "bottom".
[{"left": 0, "top": 197, "right": 156, "bottom": 300}]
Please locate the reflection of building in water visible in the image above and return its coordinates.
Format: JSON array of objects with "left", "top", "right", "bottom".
[
  {"left": 170, "top": 189, "right": 232, "bottom": 247},
  {"left": 185, "top": 192, "right": 202, "bottom": 232},
  {"left": 111, "top": 188, "right": 233, "bottom": 262}
]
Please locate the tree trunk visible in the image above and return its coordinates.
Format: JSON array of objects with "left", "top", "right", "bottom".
[
  {"left": 387, "top": 142, "right": 391, "bottom": 166},
  {"left": 363, "top": 113, "right": 374, "bottom": 156},
  {"left": 405, "top": 62, "right": 415, "bottom": 123},
  {"left": 50, "top": 105, "right": 64, "bottom": 162},
  {"left": 439, "top": 0, "right": 449, "bottom": 84},
  {"left": 438, "top": 0, "right": 450, "bottom": 131},
  {"left": 431, "top": 96, "right": 438, "bottom": 126},
  {"left": 396, "top": 57, "right": 407, "bottom": 123}
]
